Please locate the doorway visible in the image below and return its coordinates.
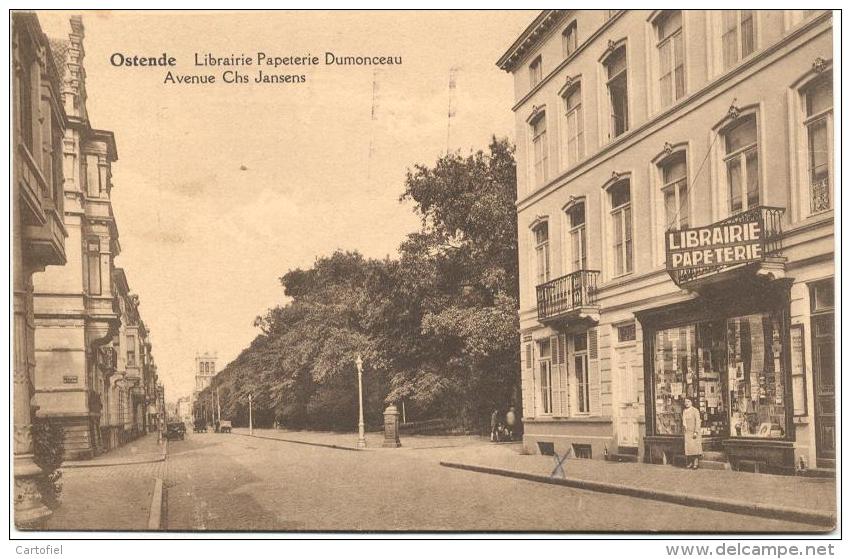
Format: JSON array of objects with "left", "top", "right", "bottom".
[{"left": 810, "top": 280, "right": 835, "bottom": 466}]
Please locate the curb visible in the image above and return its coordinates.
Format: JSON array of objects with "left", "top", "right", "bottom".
[
  {"left": 147, "top": 478, "right": 164, "bottom": 530},
  {"left": 63, "top": 439, "right": 169, "bottom": 469},
  {"left": 439, "top": 461, "right": 836, "bottom": 529},
  {"left": 233, "top": 431, "right": 363, "bottom": 452}
]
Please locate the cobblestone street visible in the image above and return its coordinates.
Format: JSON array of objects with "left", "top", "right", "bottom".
[{"left": 160, "top": 430, "right": 822, "bottom": 532}]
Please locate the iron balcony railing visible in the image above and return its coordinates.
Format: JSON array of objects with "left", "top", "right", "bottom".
[
  {"left": 536, "top": 269, "right": 600, "bottom": 322},
  {"left": 669, "top": 205, "right": 785, "bottom": 286}
]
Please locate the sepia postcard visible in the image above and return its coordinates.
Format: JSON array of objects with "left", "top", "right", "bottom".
[{"left": 8, "top": 7, "right": 840, "bottom": 542}]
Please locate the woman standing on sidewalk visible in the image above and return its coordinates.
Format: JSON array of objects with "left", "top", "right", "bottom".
[{"left": 682, "top": 398, "right": 702, "bottom": 469}]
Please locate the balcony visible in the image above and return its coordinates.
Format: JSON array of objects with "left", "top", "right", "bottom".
[
  {"left": 666, "top": 206, "right": 785, "bottom": 288},
  {"left": 18, "top": 144, "right": 66, "bottom": 267},
  {"left": 536, "top": 270, "right": 600, "bottom": 324}
]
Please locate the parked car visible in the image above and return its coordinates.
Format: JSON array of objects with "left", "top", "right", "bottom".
[
  {"left": 194, "top": 419, "right": 207, "bottom": 433},
  {"left": 218, "top": 420, "right": 232, "bottom": 433},
  {"left": 166, "top": 421, "right": 186, "bottom": 441}
]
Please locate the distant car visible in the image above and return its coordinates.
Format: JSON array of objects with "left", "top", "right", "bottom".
[
  {"left": 194, "top": 420, "right": 207, "bottom": 433},
  {"left": 166, "top": 421, "right": 186, "bottom": 441},
  {"left": 218, "top": 420, "right": 232, "bottom": 433}
]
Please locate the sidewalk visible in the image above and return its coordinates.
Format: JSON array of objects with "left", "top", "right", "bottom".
[
  {"left": 39, "top": 433, "right": 167, "bottom": 531},
  {"left": 439, "top": 444, "right": 837, "bottom": 529},
  {"left": 232, "top": 427, "right": 491, "bottom": 451},
  {"left": 64, "top": 431, "right": 167, "bottom": 467}
]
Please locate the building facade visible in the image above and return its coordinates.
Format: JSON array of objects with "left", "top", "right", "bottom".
[
  {"left": 12, "top": 11, "right": 69, "bottom": 524},
  {"left": 31, "top": 16, "right": 160, "bottom": 459},
  {"left": 191, "top": 351, "right": 218, "bottom": 419},
  {"left": 499, "top": 10, "right": 834, "bottom": 473}
]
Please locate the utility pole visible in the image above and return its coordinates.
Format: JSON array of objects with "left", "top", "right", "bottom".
[
  {"left": 216, "top": 387, "right": 221, "bottom": 423},
  {"left": 248, "top": 393, "right": 254, "bottom": 436}
]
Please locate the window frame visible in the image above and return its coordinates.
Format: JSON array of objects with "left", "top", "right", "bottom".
[
  {"left": 566, "top": 201, "right": 587, "bottom": 272},
  {"left": 538, "top": 338, "right": 553, "bottom": 416},
  {"left": 802, "top": 75, "right": 833, "bottom": 215},
  {"left": 529, "top": 55, "right": 543, "bottom": 88},
  {"left": 530, "top": 112, "right": 549, "bottom": 186},
  {"left": 608, "top": 179, "right": 634, "bottom": 278},
  {"left": 562, "top": 83, "right": 584, "bottom": 167},
  {"left": 604, "top": 45, "right": 629, "bottom": 139},
  {"left": 533, "top": 221, "right": 551, "bottom": 286},
  {"left": 86, "top": 238, "right": 102, "bottom": 296},
  {"left": 655, "top": 10, "right": 685, "bottom": 108},
  {"left": 573, "top": 333, "right": 590, "bottom": 414},
  {"left": 562, "top": 21, "right": 578, "bottom": 58},
  {"left": 721, "top": 10, "right": 756, "bottom": 70},
  {"left": 660, "top": 150, "right": 690, "bottom": 230},
  {"left": 722, "top": 114, "right": 761, "bottom": 214}
]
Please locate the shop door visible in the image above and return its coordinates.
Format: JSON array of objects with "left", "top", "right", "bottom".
[
  {"left": 616, "top": 345, "right": 640, "bottom": 447},
  {"left": 812, "top": 313, "right": 835, "bottom": 462}
]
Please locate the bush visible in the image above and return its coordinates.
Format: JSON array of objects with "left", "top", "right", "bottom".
[{"left": 31, "top": 419, "right": 64, "bottom": 508}]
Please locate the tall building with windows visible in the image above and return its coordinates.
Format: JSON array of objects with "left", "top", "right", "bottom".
[
  {"left": 12, "top": 11, "right": 68, "bottom": 524},
  {"left": 31, "top": 15, "right": 158, "bottom": 459},
  {"left": 498, "top": 10, "right": 834, "bottom": 473}
]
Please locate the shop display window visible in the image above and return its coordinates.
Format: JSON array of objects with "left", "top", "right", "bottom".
[
  {"left": 653, "top": 325, "right": 696, "bottom": 435},
  {"left": 654, "top": 322, "right": 729, "bottom": 437},
  {"left": 727, "top": 313, "right": 786, "bottom": 438}
]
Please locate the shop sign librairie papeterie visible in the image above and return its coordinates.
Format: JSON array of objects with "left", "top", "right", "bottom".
[{"left": 665, "top": 220, "right": 763, "bottom": 275}]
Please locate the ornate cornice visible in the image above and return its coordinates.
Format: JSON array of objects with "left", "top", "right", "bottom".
[{"left": 496, "top": 10, "right": 568, "bottom": 72}]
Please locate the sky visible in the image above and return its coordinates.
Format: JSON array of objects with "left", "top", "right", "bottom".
[{"left": 36, "top": 10, "right": 534, "bottom": 401}]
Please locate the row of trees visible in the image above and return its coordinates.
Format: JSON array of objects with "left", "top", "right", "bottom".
[{"left": 195, "top": 138, "right": 519, "bottom": 432}]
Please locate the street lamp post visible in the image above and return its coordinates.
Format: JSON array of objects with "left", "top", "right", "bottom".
[
  {"left": 355, "top": 354, "right": 366, "bottom": 448},
  {"left": 248, "top": 393, "right": 254, "bottom": 436}
]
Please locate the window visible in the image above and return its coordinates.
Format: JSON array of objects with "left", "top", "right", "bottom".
[
  {"left": 86, "top": 239, "right": 102, "bottom": 295},
  {"left": 199, "top": 362, "right": 204, "bottom": 374},
  {"left": 804, "top": 76, "right": 833, "bottom": 213},
  {"left": 574, "top": 333, "right": 590, "bottom": 413},
  {"left": 562, "top": 22, "right": 578, "bottom": 58},
  {"left": 661, "top": 152, "right": 689, "bottom": 229},
  {"left": 609, "top": 180, "right": 633, "bottom": 276},
  {"left": 618, "top": 322, "right": 637, "bottom": 343},
  {"left": 538, "top": 339, "right": 553, "bottom": 415},
  {"left": 567, "top": 203, "right": 587, "bottom": 271},
  {"left": 722, "top": 10, "right": 755, "bottom": 69},
  {"left": 531, "top": 113, "right": 548, "bottom": 185},
  {"left": 656, "top": 10, "right": 685, "bottom": 107},
  {"left": 563, "top": 85, "right": 584, "bottom": 166},
  {"left": 126, "top": 334, "right": 136, "bottom": 366},
  {"left": 18, "top": 55, "right": 34, "bottom": 153},
  {"left": 724, "top": 115, "right": 760, "bottom": 213},
  {"left": 605, "top": 46, "right": 629, "bottom": 138},
  {"left": 529, "top": 56, "right": 542, "bottom": 88},
  {"left": 84, "top": 154, "right": 101, "bottom": 197},
  {"left": 533, "top": 222, "right": 550, "bottom": 285}
]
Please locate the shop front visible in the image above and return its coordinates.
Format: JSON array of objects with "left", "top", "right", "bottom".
[
  {"left": 637, "top": 207, "right": 797, "bottom": 474},
  {"left": 637, "top": 278, "right": 795, "bottom": 474}
]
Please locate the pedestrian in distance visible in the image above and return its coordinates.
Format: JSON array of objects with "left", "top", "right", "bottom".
[
  {"left": 505, "top": 406, "right": 517, "bottom": 440},
  {"left": 682, "top": 398, "right": 702, "bottom": 469},
  {"left": 490, "top": 409, "right": 500, "bottom": 442}
]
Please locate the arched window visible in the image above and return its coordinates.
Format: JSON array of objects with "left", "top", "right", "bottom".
[
  {"left": 562, "top": 21, "right": 578, "bottom": 58},
  {"left": 803, "top": 75, "right": 833, "bottom": 213},
  {"left": 566, "top": 202, "right": 587, "bottom": 271},
  {"left": 604, "top": 45, "right": 629, "bottom": 138},
  {"left": 609, "top": 179, "right": 633, "bottom": 276},
  {"left": 533, "top": 221, "right": 550, "bottom": 285},
  {"left": 563, "top": 85, "right": 583, "bottom": 166},
  {"left": 723, "top": 114, "right": 759, "bottom": 213},
  {"left": 660, "top": 151, "right": 689, "bottom": 230},
  {"left": 655, "top": 10, "right": 684, "bottom": 107},
  {"left": 530, "top": 112, "right": 548, "bottom": 185}
]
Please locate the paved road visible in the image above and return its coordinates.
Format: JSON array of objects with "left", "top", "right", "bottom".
[{"left": 163, "top": 431, "right": 816, "bottom": 532}]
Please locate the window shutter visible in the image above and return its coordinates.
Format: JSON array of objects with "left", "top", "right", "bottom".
[
  {"left": 552, "top": 334, "right": 569, "bottom": 416},
  {"left": 589, "top": 328, "right": 602, "bottom": 416},
  {"left": 522, "top": 341, "right": 535, "bottom": 418}
]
